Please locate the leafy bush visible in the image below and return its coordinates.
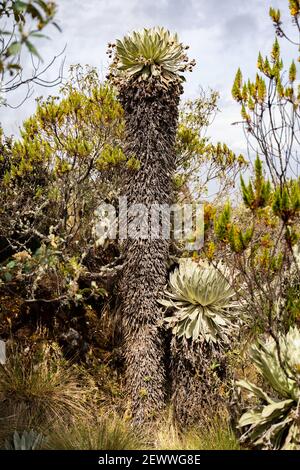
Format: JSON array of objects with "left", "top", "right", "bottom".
[{"left": 238, "top": 326, "right": 300, "bottom": 449}]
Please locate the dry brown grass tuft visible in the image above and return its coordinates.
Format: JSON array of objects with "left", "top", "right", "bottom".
[
  {"left": 153, "top": 407, "right": 241, "bottom": 450},
  {"left": 46, "top": 413, "right": 145, "bottom": 450},
  {"left": 0, "top": 342, "right": 96, "bottom": 446}
]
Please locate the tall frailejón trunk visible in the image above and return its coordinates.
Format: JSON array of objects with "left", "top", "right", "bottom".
[
  {"left": 108, "top": 27, "right": 194, "bottom": 422},
  {"left": 119, "top": 83, "right": 180, "bottom": 422}
]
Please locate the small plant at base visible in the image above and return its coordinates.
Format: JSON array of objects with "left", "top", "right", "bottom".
[
  {"left": 5, "top": 430, "right": 44, "bottom": 450},
  {"left": 238, "top": 326, "right": 300, "bottom": 449}
]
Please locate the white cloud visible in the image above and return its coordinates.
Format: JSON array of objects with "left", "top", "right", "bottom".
[{"left": 0, "top": 0, "right": 297, "bottom": 159}]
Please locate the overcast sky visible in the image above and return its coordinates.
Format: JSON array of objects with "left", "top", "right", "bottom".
[{"left": 0, "top": 0, "right": 296, "bottom": 158}]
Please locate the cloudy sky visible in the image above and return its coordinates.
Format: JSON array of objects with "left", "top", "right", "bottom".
[{"left": 0, "top": 0, "right": 296, "bottom": 158}]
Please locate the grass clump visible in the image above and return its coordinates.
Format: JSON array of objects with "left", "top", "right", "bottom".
[
  {"left": 0, "top": 342, "right": 95, "bottom": 446},
  {"left": 46, "top": 414, "right": 144, "bottom": 450},
  {"left": 154, "top": 411, "right": 240, "bottom": 450}
]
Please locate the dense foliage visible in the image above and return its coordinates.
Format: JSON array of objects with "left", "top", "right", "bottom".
[{"left": 0, "top": 0, "right": 300, "bottom": 451}]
